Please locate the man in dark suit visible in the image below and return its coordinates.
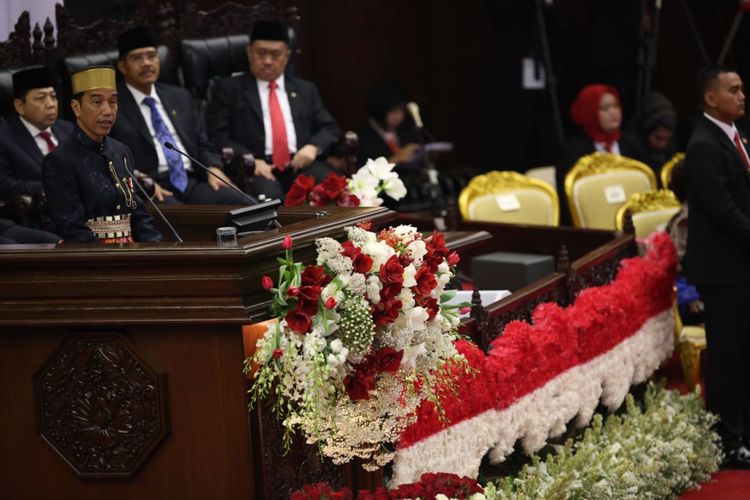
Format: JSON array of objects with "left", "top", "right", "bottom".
[
  {"left": 0, "top": 67, "right": 66, "bottom": 244},
  {"left": 0, "top": 67, "right": 74, "bottom": 202},
  {"left": 685, "top": 66, "right": 750, "bottom": 467},
  {"left": 110, "top": 27, "right": 247, "bottom": 205},
  {"left": 206, "top": 20, "right": 340, "bottom": 200}
]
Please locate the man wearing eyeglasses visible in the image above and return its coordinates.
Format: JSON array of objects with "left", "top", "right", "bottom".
[
  {"left": 206, "top": 20, "right": 340, "bottom": 200},
  {"left": 110, "top": 26, "right": 247, "bottom": 205}
]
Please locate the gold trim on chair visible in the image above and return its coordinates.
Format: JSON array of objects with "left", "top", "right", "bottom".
[
  {"left": 660, "top": 152, "right": 685, "bottom": 189},
  {"left": 458, "top": 171, "right": 559, "bottom": 226},
  {"left": 614, "top": 189, "right": 681, "bottom": 236},
  {"left": 564, "top": 152, "right": 657, "bottom": 228}
]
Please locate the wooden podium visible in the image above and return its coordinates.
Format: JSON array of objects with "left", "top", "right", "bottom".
[{"left": 0, "top": 206, "right": 393, "bottom": 499}]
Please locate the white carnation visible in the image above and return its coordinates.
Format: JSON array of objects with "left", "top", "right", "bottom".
[{"left": 407, "top": 239, "right": 427, "bottom": 265}]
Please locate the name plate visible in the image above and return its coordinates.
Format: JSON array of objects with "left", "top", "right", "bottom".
[
  {"left": 604, "top": 185, "right": 627, "bottom": 204},
  {"left": 496, "top": 194, "right": 521, "bottom": 212}
]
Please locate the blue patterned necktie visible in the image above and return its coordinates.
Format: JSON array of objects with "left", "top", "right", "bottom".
[{"left": 142, "top": 96, "right": 188, "bottom": 192}]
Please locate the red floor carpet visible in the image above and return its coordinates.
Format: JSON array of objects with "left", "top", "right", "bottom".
[{"left": 656, "top": 353, "right": 750, "bottom": 499}]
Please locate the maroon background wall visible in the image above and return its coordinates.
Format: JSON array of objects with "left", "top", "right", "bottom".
[{"left": 64, "top": 0, "right": 750, "bottom": 168}]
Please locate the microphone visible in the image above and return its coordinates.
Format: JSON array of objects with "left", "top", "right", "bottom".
[
  {"left": 121, "top": 155, "right": 184, "bottom": 243},
  {"left": 163, "top": 142, "right": 259, "bottom": 205},
  {"left": 407, "top": 102, "right": 424, "bottom": 129}
]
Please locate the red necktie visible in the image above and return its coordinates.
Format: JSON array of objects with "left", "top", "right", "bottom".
[
  {"left": 734, "top": 132, "right": 750, "bottom": 171},
  {"left": 38, "top": 131, "right": 57, "bottom": 153},
  {"left": 383, "top": 132, "right": 400, "bottom": 154},
  {"left": 268, "top": 81, "right": 290, "bottom": 172}
]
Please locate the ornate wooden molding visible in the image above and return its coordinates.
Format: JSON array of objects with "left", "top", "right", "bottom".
[{"left": 34, "top": 333, "right": 170, "bottom": 478}]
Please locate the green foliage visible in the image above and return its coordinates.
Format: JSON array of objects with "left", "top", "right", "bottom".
[{"left": 486, "top": 384, "right": 722, "bottom": 499}]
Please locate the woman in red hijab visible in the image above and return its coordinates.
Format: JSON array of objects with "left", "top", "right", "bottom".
[{"left": 556, "top": 84, "right": 649, "bottom": 224}]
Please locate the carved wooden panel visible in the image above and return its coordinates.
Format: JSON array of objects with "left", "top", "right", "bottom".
[
  {"left": 255, "top": 396, "right": 342, "bottom": 499},
  {"left": 34, "top": 334, "right": 170, "bottom": 478}
]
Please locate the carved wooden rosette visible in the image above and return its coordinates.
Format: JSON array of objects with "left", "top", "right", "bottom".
[{"left": 34, "top": 334, "right": 170, "bottom": 478}]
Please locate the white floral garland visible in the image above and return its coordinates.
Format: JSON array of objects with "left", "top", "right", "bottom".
[{"left": 390, "top": 309, "right": 674, "bottom": 486}]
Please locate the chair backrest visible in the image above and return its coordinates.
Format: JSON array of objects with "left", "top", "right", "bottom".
[
  {"left": 0, "top": 67, "right": 20, "bottom": 119},
  {"left": 564, "top": 152, "right": 656, "bottom": 229},
  {"left": 458, "top": 171, "right": 559, "bottom": 226},
  {"left": 525, "top": 165, "right": 557, "bottom": 193},
  {"left": 614, "top": 189, "right": 681, "bottom": 238},
  {"left": 181, "top": 35, "right": 250, "bottom": 101},
  {"left": 660, "top": 152, "right": 685, "bottom": 189}
]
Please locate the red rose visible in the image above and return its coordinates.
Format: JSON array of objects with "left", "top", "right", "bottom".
[
  {"left": 344, "top": 372, "right": 375, "bottom": 400},
  {"left": 379, "top": 254, "right": 404, "bottom": 300},
  {"left": 352, "top": 252, "right": 373, "bottom": 274},
  {"left": 308, "top": 185, "right": 331, "bottom": 206},
  {"left": 420, "top": 296, "right": 440, "bottom": 319},
  {"left": 447, "top": 251, "right": 460, "bottom": 266},
  {"left": 324, "top": 297, "right": 337, "bottom": 309},
  {"left": 287, "top": 286, "right": 300, "bottom": 297},
  {"left": 261, "top": 275, "right": 273, "bottom": 290},
  {"left": 374, "top": 347, "right": 403, "bottom": 373},
  {"left": 285, "top": 309, "right": 312, "bottom": 333},
  {"left": 371, "top": 298, "right": 402, "bottom": 327},
  {"left": 336, "top": 193, "right": 361, "bottom": 207},
  {"left": 282, "top": 235, "right": 293, "bottom": 250},
  {"left": 284, "top": 184, "right": 309, "bottom": 206},
  {"left": 301, "top": 265, "right": 332, "bottom": 287},
  {"left": 272, "top": 348, "right": 283, "bottom": 359},
  {"left": 340, "top": 240, "right": 358, "bottom": 259},
  {"left": 380, "top": 254, "right": 404, "bottom": 282},
  {"left": 413, "top": 266, "right": 438, "bottom": 297},
  {"left": 319, "top": 172, "right": 348, "bottom": 199}
]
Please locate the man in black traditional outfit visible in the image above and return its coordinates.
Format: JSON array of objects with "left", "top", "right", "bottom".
[{"left": 42, "top": 66, "right": 163, "bottom": 243}]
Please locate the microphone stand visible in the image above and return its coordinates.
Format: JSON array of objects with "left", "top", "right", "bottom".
[
  {"left": 164, "top": 142, "right": 260, "bottom": 205},
  {"left": 164, "top": 142, "right": 283, "bottom": 230},
  {"left": 408, "top": 103, "right": 447, "bottom": 231},
  {"left": 122, "top": 156, "right": 183, "bottom": 242}
]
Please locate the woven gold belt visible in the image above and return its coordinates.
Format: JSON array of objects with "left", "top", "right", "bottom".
[{"left": 86, "top": 214, "right": 132, "bottom": 239}]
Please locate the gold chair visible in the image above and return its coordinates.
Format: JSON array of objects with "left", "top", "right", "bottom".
[
  {"left": 671, "top": 291, "right": 706, "bottom": 392},
  {"left": 660, "top": 152, "right": 685, "bottom": 189},
  {"left": 458, "top": 171, "right": 559, "bottom": 226},
  {"left": 564, "top": 152, "right": 657, "bottom": 229},
  {"left": 614, "top": 189, "right": 681, "bottom": 239}
]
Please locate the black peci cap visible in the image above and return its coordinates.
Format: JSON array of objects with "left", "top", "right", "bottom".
[
  {"left": 12, "top": 67, "right": 55, "bottom": 97},
  {"left": 250, "top": 20, "right": 289, "bottom": 44},
  {"left": 118, "top": 26, "right": 160, "bottom": 57}
]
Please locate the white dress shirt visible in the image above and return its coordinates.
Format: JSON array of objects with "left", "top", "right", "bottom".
[
  {"left": 594, "top": 141, "right": 621, "bottom": 155},
  {"left": 704, "top": 112, "right": 750, "bottom": 160},
  {"left": 125, "top": 83, "right": 192, "bottom": 175},
  {"left": 19, "top": 116, "right": 57, "bottom": 155},
  {"left": 256, "top": 74, "right": 298, "bottom": 156}
]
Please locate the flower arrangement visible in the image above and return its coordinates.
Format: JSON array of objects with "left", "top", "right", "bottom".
[
  {"left": 285, "top": 157, "right": 407, "bottom": 207},
  {"left": 392, "top": 232, "right": 678, "bottom": 485},
  {"left": 292, "top": 385, "right": 721, "bottom": 499},
  {"left": 247, "top": 223, "right": 469, "bottom": 468}
]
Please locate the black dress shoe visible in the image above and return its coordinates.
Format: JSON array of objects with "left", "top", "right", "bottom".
[{"left": 724, "top": 445, "right": 750, "bottom": 469}]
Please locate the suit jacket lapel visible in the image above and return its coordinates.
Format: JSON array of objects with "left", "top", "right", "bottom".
[
  {"left": 10, "top": 115, "right": 44, "bottom": 165},
  {"left": 244, "top": 75, "right": 264, "bottom": 124},
  {"left": 118, "top": 84, "right": 155, "bottom": 147},
  {"left": 700, "top": 116, "right": 750, "bottom": 180}
]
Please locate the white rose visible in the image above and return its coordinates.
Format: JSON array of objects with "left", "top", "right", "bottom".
[
  {"left": 407, "top": 239, "right": 427, "bottom": 265},
  {"left": 402, "top": 264, "right": 417, "bottom": 288},
  {"left": 329, "top": 338, "right": 343, "bottom": 353},
  {"left": 364, "top": 240, "right": 395, "bottom": 270}
]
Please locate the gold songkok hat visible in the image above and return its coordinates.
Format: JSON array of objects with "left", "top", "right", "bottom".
[{"left": 71, "top": 65, "right": 116, "bottom": 94}]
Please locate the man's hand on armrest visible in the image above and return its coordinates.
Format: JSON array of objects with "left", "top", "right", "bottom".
[{"left": 291, "top": 144, "right": 320, "bottom": 171}]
